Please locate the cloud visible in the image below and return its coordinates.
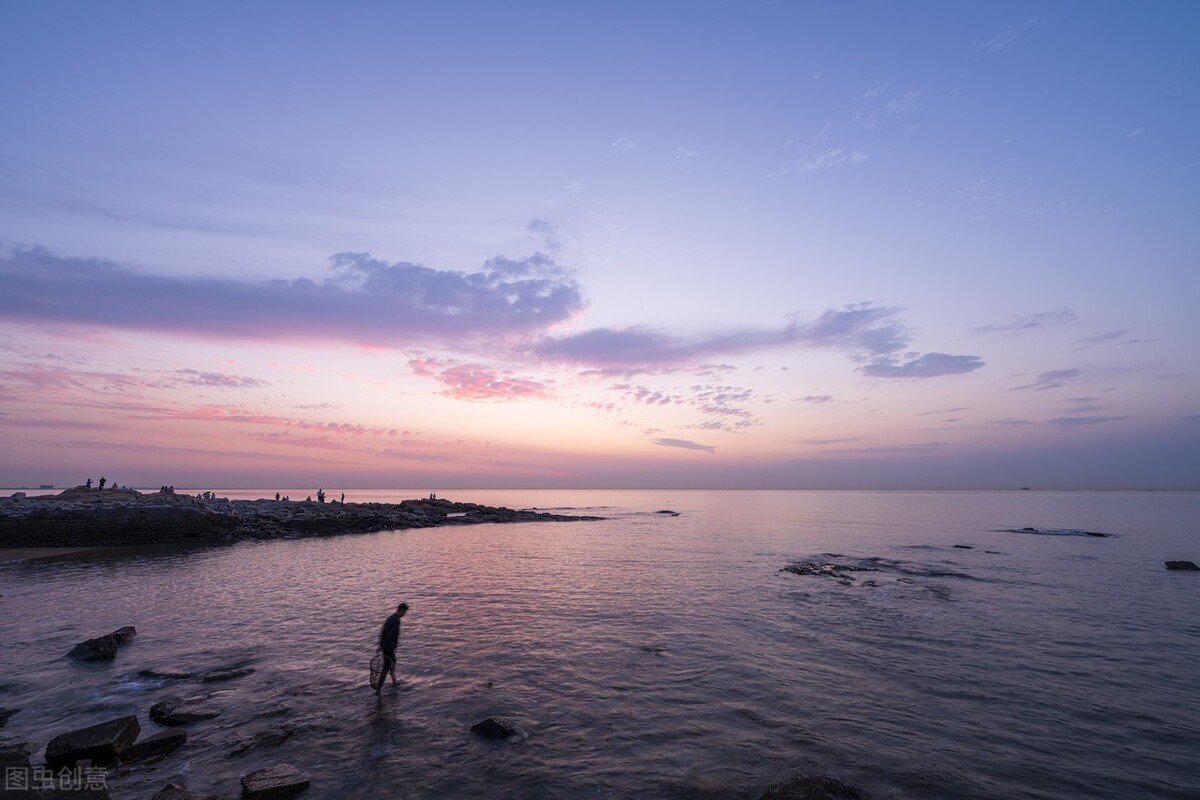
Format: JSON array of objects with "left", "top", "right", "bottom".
[
  {"left": 801, "top": 395, "right": 835, "bottom": 404},
  {"left": 886, "top": 91, "right": 922, "bottom": 117},
  {"left": 776, "top": 147, "right": 870, "bottom": 177},
  {"left": 1072, "top": 328, "right": 1137, "bottom": 350},
  {"left": 972, "top": 308, "right": 1076, "bottom": 335},
  {"left": 1046, "top": 416, "right": 1129, "bottom": 429},
  {"left": 1062, "top": 397, "right": 1107, "bottom": 413},
  {"left": 861, "top": 352, "right": 985, "bottom": 379},
  {"left": 538, "top": 303, "right": 982, "bottom": 380},
  {"left": 175, "top": 369, "right": 268, "bottom": 388},
  {"left": 652, "top": 437, "right": 716, "bottom": 454},
  {"left": 992, "top": 417, "right": 1036, "bottom": 427},
  {"left": 918, "top": 406, "right": 969, "bottom": 416},
  {"left": 541, "top": 304, "right": 901, "bottom": 366},
  {"left": 0, "top": 245, "right": 584, "bottom": 347},
  {"left": 973, "top": 18, "right": 1039, "bottom": 54},
  {"left": 408, "top": 357, "right": 550, "bottom": 401},
  {"left": 1013, "top": 368, "right": 1083, "bottom": 391}
]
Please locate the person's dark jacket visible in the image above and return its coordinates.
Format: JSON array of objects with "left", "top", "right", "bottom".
[{"left": 379, "top": 613, "right": 400, "bottom": 651}]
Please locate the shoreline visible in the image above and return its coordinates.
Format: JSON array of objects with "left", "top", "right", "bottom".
[
  {"left": 0, "top": 545, "right": 102, "bottom": 562},
  {"left": 1, "top": 487, "right": 604, "bottom": 551}
]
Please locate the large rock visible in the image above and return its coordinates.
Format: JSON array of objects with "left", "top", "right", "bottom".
[
  {"left": 67, "top": 627, "right": 137, "bottom": 661},
  {"left": 151, "top": 784, "right": 224, "bottom": 800},
  {"left": 1165, "top": 560, "right": 1199, "bottom": 570},
  {"left": 240, "top": 763, "right": 310, "bottom": 800},
  {"left": 149, "top": 696, "right": 222, "bottom": 725},
  {"left": 121, "top": 727, "right": 187, "bottom": 762},
  {"left": 760, "top": 775, "right": 864, "bottom": 800},
  {"left": 44, "top": 714, "right": 140, "bottom": 768}
]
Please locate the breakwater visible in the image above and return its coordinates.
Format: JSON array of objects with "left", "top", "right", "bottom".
[{"left": 0, "top": 487, "right": 603, "bottom": 549}]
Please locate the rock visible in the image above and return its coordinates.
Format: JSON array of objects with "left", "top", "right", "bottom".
[
  {"left": 240, "top": 763, "right": 310, "bottom": 800},
  {"left": 1165, "top": 560, "right": 1199, "bottom": 570},
  {"left": 10, "top": 492, "right": 26, "bottom": 500},
  {"left": 67, "top": 627, "right": 137, "bottom": 661},
  {"left": 138, "top": 669, "right": 192, "bottom": 680},
  {"left": 0, "top": 747, "right": 30, "bottom": 770},
  {"left": 759, "top": 775, "right": 864, "bottom": 800},
  {"left": 110, "top": 626, "right": 137, "bottom": 645},
  {"left": 44, "top": 714, "right": 140, "bottom": 768},
  {"left": 470, "top": 716, "right": 525, "bottom": 739},
  {"left": 199, "top": 666, "right": 254, "bottom": 682},
  {"left": 953, "top": 544, "right": 973, "bottom": 549},
  {"left": 655, "top": 510, "right": 680, "bottom": 516},
  {"left": 226, "top": 725, "right": 300, "bottom": 757},
  {"left": 150, "top": 696, "right": 222, "bottom": 725},
  {"left": 151, "top": 783, "right": 225, "bottom": 800},
  {"left": 121, "top": 727, "right": 187, "bottom": 763},
  {"left": 0, "top": 706, "right": 17, "bottom": 726},
  {"left": 67, "top": 634, "right": 120, "bottom": 662},
  {"left": 151, "top": 784, "right": 224, "bottom": 800}
]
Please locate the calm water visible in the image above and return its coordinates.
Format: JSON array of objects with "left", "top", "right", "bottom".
[{"left": 1, "top": 489, "right": 1198, "bottom": 799}]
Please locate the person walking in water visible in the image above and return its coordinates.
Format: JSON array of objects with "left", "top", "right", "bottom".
[{"left": 376, "top": 602, "right": 408, "bottom": 694}]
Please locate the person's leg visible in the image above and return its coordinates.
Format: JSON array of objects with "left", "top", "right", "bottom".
[
  {"left": 377, "top": 651, "right": 394, "bottom": 694},
  {"left": 380, "top": 650, "right": 396, "bottom": 692}
]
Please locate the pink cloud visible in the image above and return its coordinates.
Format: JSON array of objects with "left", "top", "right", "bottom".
[{"left": 408, "top": 357, "right": 550, "bottom": 401}]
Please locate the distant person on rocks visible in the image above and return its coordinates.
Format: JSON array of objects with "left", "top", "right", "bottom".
[
  {"left": 86, "top": 478, "right": 92, "bottom": 489},
  {"left": 340, "top": 492, "right": 345, "bottom": 504},
  {"left": 98, "top": 477, "right": 106, "bottom": 490},
  {"left": 376, "top": 602, "right": 409, "bottom": 694},
  {"left": 318, "top": 489, "right": 326, "bottom": 503},
  {"left": 275, "top": 492, "right": 281, "bottom": 501}
]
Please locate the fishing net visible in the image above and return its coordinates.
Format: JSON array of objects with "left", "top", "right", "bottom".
[{"left": 369, "top": 651, "right": 384, "bottom": 690}]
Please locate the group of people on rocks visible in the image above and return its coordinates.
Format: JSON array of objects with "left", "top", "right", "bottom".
[
  {"left": 272, "top": 490, "right": 345, "bottom": 503},
  {"left": 84, "top": 477, "right": 130, "bottom": 491}
]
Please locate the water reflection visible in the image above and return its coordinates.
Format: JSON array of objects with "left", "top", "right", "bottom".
[{"left": 1, "top": 491, "right": 1198, "bottom": 799}]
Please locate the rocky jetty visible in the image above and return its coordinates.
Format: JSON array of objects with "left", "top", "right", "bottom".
[{"left": 0, "top": 487, "right": 604, "bottom": 550}]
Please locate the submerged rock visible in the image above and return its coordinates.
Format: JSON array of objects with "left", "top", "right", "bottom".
[
  {"left": 1008, "top": 527, "right": 1109, "bottom": 537},
  {"left": 121, "top": 727, "right": 187, "bottom": 763},
  {"left": 760, "top": 774, "right": 864, "bottom": 800},
  {"left": 0, "top": 706, "right": 17, "bottom": 726},
  {"left": 470, "top": 716, "right": 526, "bottom": 739},
  {"left": 240, "top": 762, "right": 310, "bottom": 800},
  {"left": 44, "top": 714, "right": 140, "bottom": 768},
  {"left": 150, "top": 696, "right": 222, "bottom": 725},
  {"left": 198, "top": 666, "right": 254, "bottom": 682},
  {"left": 151, "top": 784, "right": 224, "bottom": 800},
  {"left": 1165, "top": 560, "right": 1199, "bottom": 570},
  {"left": 138, "top": 669, "right": 192, "bottom": 680}
]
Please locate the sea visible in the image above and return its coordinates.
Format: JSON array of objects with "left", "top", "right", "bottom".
[{"left": 1, "top": 489, "right": 1197, "bottom": 799}]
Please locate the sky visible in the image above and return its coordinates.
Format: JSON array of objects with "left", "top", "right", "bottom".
[{"left": 2, "top": 1, "right": 1198, "bottom": 490}]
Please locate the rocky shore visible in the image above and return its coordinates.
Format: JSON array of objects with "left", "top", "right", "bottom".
[{"left": 0, "top": 487, "right": 603, "bottom": 550}]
